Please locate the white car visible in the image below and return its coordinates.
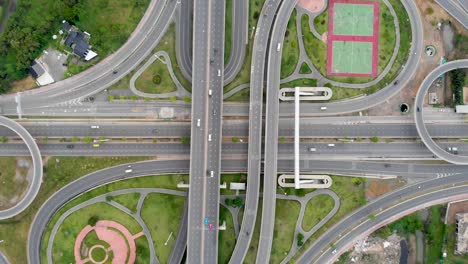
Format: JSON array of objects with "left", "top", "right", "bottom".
[
  {"left": 197, "top": 119, "right": 201, "bottom": 127},
  {"left": 91, "top": 125, "right": 100, "bottom": 129},
  {"left": 208, "top": 134, "right": 212, "bottom": 141},
  {"left": 328, "top": 144, "right": 335, "bottom": 147},
  {"left": 331, "top": 249, "right": 337, "bottom": 254}
]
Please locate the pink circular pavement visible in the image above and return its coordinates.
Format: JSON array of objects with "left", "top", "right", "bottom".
[
  {"left": 298, "top": 0, "right": 326, "bottom": 13},
  {"left": 74, "top": 220, "right": 144, "bottom": 264}
]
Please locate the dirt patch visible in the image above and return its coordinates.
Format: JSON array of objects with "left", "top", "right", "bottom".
[
  {"left": 298, "top": 0, "right": 325, "bottom": 13},
  {"left": 10, "top": 75, "right": 37, "bottom": 93},
  {"left": 367, "top": 0, "right": 451, "bottom": 116},
  {"left": 321, "top": 32, "right": 327, "bottom": 43},
  {"left": 365, "top": 177, "right": 407, "bottom": 201},
  {"left": 407, "top": 234, "right": 417, "bottom": 264},
  {"left": 447, "top": 200, "right": 468, "bottom": 225},
  {"left": 0, "top": 157, "right": 32, "bottom": 210}
]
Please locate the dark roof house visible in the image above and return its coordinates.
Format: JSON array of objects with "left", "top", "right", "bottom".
[
  {"left": 30, "top": 61, "right": 45, "bottom": 78},
  {"left": 62, "top": 20, "right": 71, "bottom": 32}
]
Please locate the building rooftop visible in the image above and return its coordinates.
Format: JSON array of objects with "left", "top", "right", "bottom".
[{"left": 456, "top": 213, "right": 468, "bottom": 255}]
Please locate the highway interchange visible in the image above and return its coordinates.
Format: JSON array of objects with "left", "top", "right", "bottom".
[{"left": 0, "top": 0, "right": 466, "bottom": 263}]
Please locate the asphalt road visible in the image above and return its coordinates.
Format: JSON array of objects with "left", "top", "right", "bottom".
[
  {"left": 435, "top": 0, "right": 468, "bottom": 29},
  {"left": 257, "top": 0, "right": 298, "bottom": 262},
  {"left": 0, "top": 0, "right": 177, "bottom": 113},
  {"left": 414, "top": 59, "right": 468, "bottom": 164},
  {"left": 176, "top": 0, "right": 247, "bottom": 84},
  {"left": 229, "top": 0, "right": 284, "bottom": 262},
  {"left": 296, "top": 175, "right": 468, "bottom": 263},
  {"left": 26, "top": 157, "right": 468, "bottom": 264},
  {"left": 0, "top": 116, "right": 42, "bottom": 220},
  {"left": 2, "top": 121, "right": 467, "bottom": 139},
  {"left": 4, "top": 142, "right": 468, "bottom": 158},
  {"left": 187, "top": 0, "right": 224, "bottom": 262}
]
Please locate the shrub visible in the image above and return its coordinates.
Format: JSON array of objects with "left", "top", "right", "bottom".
[
  {"left": 370, "top": 136, "right": 379, "bottom": 143},
  {"left": 88, "top": 215, "right": 99, "bottom": 226},
  {"left": 152, "top": 74, "right": 161, "bottom": 85}
]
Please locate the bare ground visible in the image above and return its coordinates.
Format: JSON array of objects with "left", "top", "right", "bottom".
[
  {"left": 446, "top": 200, "right": 468, "bottom": 225},
  {"left": 365, "top": 177, "right": 407, "bottom": 201}
]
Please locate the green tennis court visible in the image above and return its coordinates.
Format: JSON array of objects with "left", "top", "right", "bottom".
[
  {"left": 331, "top": 41, "right": 373, "bottom": 74},
  {"left": 333, "top": 3, "right": 375, "bottom": 36}
]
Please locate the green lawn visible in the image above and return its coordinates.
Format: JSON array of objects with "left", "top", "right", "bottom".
[
  {"left": 134, "top": 57, "right": 178, "bottom": 94},
  {"left": 0, "top": 156, "right": 150, "bottom": 264},
  {"left": 425, "top": 206, "right": 445, "bottom": 264},
  {"left": 220, "top": 173, "right": 247, "bottom": 195},
  {"left": 313, "top": 11, "right": 328, "bottom": 35},
  {"left": 293, "top": 176, "right": 366, "bottom": 260},
  {"left": 51, "top": 202, "right": 144, "bottom": 263},
  {"left": 271, "top": 200, "right": 301, "bottom": 264},
  {"left": 112, "top": 192, "right": 141, "bottom": 214},
  {"left": 0, "top": 157, "right": 29, "bottom": 207},
  {"left": 225, "top": 88, "right": 250, "bottom": 102},
  {"left": 302, "top": 194, "right": 335, "bottom": 232},
  {"left": 219, "top": 205, "right": 236, "bottom": 264},
  {"left": 141, "top": 193, "right": 185, "bottom": 263},
  {"left": 108, "top": 23, "right": 191, "bottom": 93},
  {"left": 224, "top": 0, "right": 232, "bottom": 65},
  {"left": 302, "top": 14, "right": 328, "bottom": 76},
  {"left": 280, "top": 78, "right": 317, "bottom": 89},
  {"left": 299, "top": 62, "right": 312, "bottom": 74},
  {"left": 281, "top": 9, "right": 299, "bottom": 78},
  {"left": 74, "top": 0, "right": 150, "bottom": 57}
]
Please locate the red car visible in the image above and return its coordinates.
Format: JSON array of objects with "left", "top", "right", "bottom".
[{"left": 208, "top": 223, "right": 213, "bottom": 231}]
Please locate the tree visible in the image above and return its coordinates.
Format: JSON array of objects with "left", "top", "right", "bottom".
[
  {"left": 84, "top": 137, "right": 93, "bottom": 144},
  {"left": 232, "top": 137, "right": 240, "bottom": 143},
  {"left": 370, "top": 136, "right": 379, "bottom": 143},
  {"left": 297, "top": 233, "right": 304, "bottom": 247},
  {"left": 88, "top": 215, "right": 99, "bottom": 226},
  {"left": 0, "top": 137, "right": 8, "bottom": 143},
  {"left": 152, "top": 74, "right": 161, "bottom": 84}
]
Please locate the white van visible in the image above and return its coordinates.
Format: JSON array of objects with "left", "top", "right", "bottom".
[
  {"left": 327, "top": 143, "right": 335, "bottom": 147},
  {"left": 125, "top": 169, "right": 133, "bottom": 173},
  {"left": 320, "top": 106, "right": 327, "bottom": 111},
  {"left": 208, "top": 134, "right": 212, "bottom": 141},
  {"left": 209, "top": 89, "right": 212, "bottom": 96}
]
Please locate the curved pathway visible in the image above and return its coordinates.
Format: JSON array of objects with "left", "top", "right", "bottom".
[
  {"left": 129, "top": 51, "right": 190, "bottom": 98},
  {"left": 280, "top": 189, "right": 340, "bottom": 264},
  {"left": 0, "top": 252, "right": 9, "bottom": 264},
  {"left": 414, "top": 59, "right": 468, "bottom": 165},
  {"left": 0, "top": 116, "right": 42, "bottom": 220},
  {"left": 46, "top": 188, "right": 187, "bottom": 264}
]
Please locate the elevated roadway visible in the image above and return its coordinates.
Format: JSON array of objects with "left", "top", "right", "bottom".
[
  {"left": 296, "top": 177, "right": 468, "bottom": 263},
  {"left": 0, "top": 116, "right": 42, "bottom": 220},
  {"left": 176, "top": 0, "right": 248, "bottom": 84},
  {"left": 435, "top": 0, "right": 468, "bottom": 29},
  {"left": 187, "top": 0, "right": 225, "bottom": 262},
  {"left": 0, "top": 0, "right": 178, "bottom": 112},
  {"left": 26, "top": 158, "right": 468, "bottom": 264},
  {"left": 229, "top": 0, "right": 284, "bottom": 262},
  {"left": 4, "top": 142, "right": 468, "bottom": 158},
  {"left": 1, "top": 121, "right": 467, "bottom": 139},
  {"left": 257, "top": 0, "right": 298, "bottom": 262},
  {"left": 414, "top": 59, "right": 468, "bottom": 165}
]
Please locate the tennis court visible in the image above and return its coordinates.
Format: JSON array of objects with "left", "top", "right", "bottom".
[
  {"left": 331, "top": 41, "right": 373, "bottom": 74},
  {"left": 333, "top": 3, "right": 375, "bottom": 36}
]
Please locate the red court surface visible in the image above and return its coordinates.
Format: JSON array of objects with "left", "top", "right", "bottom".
[
  {"left": 326, "top": 0, "right": 380, "bottom": 77},
  {"left": 74, "top": 220, "right": 143, "bottom": 264}
]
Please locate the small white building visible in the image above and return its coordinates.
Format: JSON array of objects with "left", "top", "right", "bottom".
[
  {"left": 455, "top": 105, "right": 468, "bottom": 113},
  {"left": 30, "top": 60, "right": 54, "bottom": 86}
]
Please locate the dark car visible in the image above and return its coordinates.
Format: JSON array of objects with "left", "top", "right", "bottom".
[
  {"left": 393, "top": 80, "right": 399, "bottom": 85},
  {"left": 417, "top": 107, "right": 420, "bottom": 112},
  {"left": 112, "top": 70, "right": 118, "bottom": 74},
  {"left": 66, "top": 144, "right": 74, "bottom": 149}
]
